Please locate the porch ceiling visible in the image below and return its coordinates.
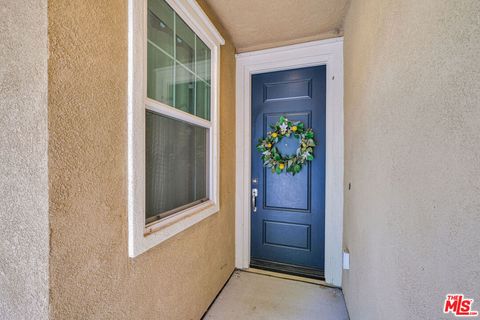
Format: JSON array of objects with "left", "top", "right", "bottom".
[{"left": 204, "top": 0, "right": 350, "bottom": 53}]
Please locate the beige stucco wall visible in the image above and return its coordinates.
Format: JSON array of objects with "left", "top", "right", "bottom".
[
  {"left": 342, "top": 0, "right": 480, "bottom": 319},
  {"left": 0, "top": 1, "right": 49, "bottom": 319},
  {"left": 48, "top": 0, "right": 235, "bottom": 319}
]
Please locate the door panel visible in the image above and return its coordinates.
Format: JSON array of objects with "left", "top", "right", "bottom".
[
  {"left": 251, "top": 66, "right": 326, "bottom": 272},
  {"left": 264, "top": 220, "right": 311, "bottom": 250},
  {"left": 263, "top": 79, "right": 312, "bottom": 102}
]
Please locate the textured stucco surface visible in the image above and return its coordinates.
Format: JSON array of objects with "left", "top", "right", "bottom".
[
  {"left": 205, "top": 0, "right": 350, "bottom": 52},
  {"left": 48, "top": 0, "right": 236, "bottom": 319},
  {"left": 0, "top": 1, "right": 49, "bottom": 319},
  {"left": 342, "top": 1, "right": 480, "bottom": 319}
]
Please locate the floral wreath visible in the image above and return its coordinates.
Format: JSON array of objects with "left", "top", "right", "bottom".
[{"left": 256, "top": 116, "right": 316, "bottom": 175}]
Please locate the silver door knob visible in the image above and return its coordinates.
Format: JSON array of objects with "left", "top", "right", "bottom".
[{"left": 252, "top": 188, "right": 258, "bottom": 213}]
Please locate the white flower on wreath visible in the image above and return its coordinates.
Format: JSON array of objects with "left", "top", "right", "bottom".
[
  {"left": 263, "top": 150, "right": 271, "bottom": 156},
  {"left": 302, "top": 151, "right": 311, "bottom": 160},
  {"left": 279, "top": 122, "right": 288, "bottom": 134}
]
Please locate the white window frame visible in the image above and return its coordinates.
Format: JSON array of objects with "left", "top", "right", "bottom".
[{"left": 128, "top": 0, "right": 225, "bottom": 257}]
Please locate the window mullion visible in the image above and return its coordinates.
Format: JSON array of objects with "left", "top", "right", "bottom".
[
  {"left": 194, "top": 34, "right": 197, "bottom": 117},
  {"left": 172, "top": 11, "right": 176, "bottom": 107}
]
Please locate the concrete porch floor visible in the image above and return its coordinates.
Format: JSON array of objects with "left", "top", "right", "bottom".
[{"left": 203, "top": 271, "right": 349, "bottom": 320}]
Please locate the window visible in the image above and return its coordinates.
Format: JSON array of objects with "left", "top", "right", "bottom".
[
  {"left": 146, "top": 0, "right": 211, "bottom": 119},
  {"left": 128, "top": 0, "right": 224, "bottom": 257}
]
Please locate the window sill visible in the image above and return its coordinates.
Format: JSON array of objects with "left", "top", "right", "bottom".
[
  {"left": 129, "top": 200, "right": 219, "bottom": 258},
  {"left": 144, "top": 200, "right": 218, "bottom": 236}
]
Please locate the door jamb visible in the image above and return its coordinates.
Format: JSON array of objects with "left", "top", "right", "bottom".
[{"left": 235, "top": 37, "right": 344, "bottom": 287}]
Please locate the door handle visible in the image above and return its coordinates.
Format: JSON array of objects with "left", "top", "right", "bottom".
[{"left": 251, "top": 188, "right": 258, "bottom": 213}]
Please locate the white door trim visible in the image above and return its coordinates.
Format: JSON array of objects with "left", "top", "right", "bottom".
[{"left": 235, "top": 37, "right": 344, "bottom": 286}]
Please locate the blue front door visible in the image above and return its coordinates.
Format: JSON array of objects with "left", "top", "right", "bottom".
[{"left": 251, "top": 66, "right": 326, "bottom": 274}]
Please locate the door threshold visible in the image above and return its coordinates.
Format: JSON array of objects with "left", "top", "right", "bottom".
[
  {"left": 250, "top": 258, "right": 324, "bottom": 280},
  {"left": 244, "top": 267, "right": 339, "bottom": 288}
]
